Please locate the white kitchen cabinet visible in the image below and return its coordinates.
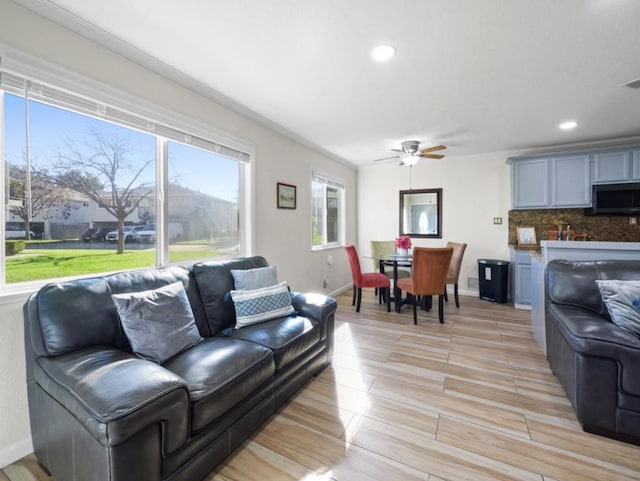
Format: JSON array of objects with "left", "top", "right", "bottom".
[
  {"left": 511, "top": 154, "right": 591, "bottom": 209},
  {"left": 592, "top": 149, "right": 640, "bottom": 183}
]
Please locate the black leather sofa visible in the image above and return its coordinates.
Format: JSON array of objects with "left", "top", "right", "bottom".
[
  {"left": 24, "top": 256, "right": 337, "bottom": 481},
  {"left": 545, "top": 259, "right": 640, "bottom": 444}
]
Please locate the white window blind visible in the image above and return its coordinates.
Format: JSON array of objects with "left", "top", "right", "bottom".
[
  {"left": 0, "top": 67, "right": 250, "bottom": 163},
  {"left": 312, "top": 171, "right": 345, "bottom": 189}
]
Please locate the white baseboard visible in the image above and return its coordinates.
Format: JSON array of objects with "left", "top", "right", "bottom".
[
  {"left": 0, "top": 436, "right": 32, "bottom": 469},
  {"left": 327, "top": 284, "right": 351, "bottom": 298}
]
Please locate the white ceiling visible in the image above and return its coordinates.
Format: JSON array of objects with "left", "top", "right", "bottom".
[{"left": 12, "top": 0, "right": 640, "bottom": 166}]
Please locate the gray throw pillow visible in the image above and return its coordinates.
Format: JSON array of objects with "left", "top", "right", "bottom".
[
  {"left": 231, "top": 266, "right": 278, "bottom": 290},
  {"left": 596, "top": 279, "right": 640, "bottom": 337},
  {"left": 112, "top": 281, "right": 202, "bottom": 363}
]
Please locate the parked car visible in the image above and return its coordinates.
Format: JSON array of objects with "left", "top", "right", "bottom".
[
  {"left": 5, "top": 225, "right": 36, "bottom": 239},
  {"left": 134, "top": 223, "right": 184, "bottom": 243},
  {"left": 134, "top": 224, "right": 156, "bottom": 243},
  {"left": 105, "top": 225, "right": 144, "bottom": 243},
  {"left": 81, "top": 227, "right": 112, "bottom": 242}
]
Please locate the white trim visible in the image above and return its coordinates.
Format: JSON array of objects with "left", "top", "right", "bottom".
[{"left": 0, "top": 436, "right": 32, "bottom": 470}]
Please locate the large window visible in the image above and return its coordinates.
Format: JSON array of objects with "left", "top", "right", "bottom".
[
  {"left": 167, "top": 141, "right": 240, "bottom": 263},
  {"left": 0, "top": 63, "right": 252, "bottom": 289},
  {"left": 311, "top": 172, "right": 345, "bottom": 249}
]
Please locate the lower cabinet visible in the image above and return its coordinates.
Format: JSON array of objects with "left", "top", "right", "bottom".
[{"left": 511, "top": 249, "right": 532, "bottom": 308}]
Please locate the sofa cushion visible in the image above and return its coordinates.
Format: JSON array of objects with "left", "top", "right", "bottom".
[
  {"left": 191, "top": 256, "right": 270, "bottom": 334},
  {"left": 231, "top": 266, "right": 278, "bottom": 290},
  {"left": 596, "top": 279, "right": 640, "bottom": 338},
  {"left": 163, "top": 337, "right": 274, "bottom": 432},
  {"left": 106, "top": 266, "right": 210, "bottom": 337},
  {"left": 229, "top": 315, "right": 321, "bottom": 371},
  {"left": 112, "top": 282, "right": 203, "bottom": 364},
  {"left": 28, "top": 277, "right": 126, "bottom": 357},
  {"left": 547, "top": 259, "right": 640, "bottom": 319},
  {"left": 230, "top": 282, "right": 295, "bottom": 328}
]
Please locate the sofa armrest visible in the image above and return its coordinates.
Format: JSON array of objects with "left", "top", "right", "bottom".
[
  {"left": 291, "top": 292, "right": 337, "bottom": 322},
  {"left": 547, "top": 304, "right": 640, "bottom": 356},
  {"left": 34, "top": 347, "right": 190, "bottom": 454},
  {"left": 291, "top": 292, "right": 337, "bottom": 351}
]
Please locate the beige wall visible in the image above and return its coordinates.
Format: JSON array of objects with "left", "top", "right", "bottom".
[
  {"left": 357, "top": 151, "right": 515, "bottom": 294},
  {"left": 0, "top": 0, "right": 355, "bottom": 467}
]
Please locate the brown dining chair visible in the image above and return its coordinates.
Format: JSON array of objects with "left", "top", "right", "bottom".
[
  {"left": 344, "top": 244, "right": 391, "bottom": 313},
  {"left": 396, "top": 246, "right": 453, "bottom": 324},
  {"left": 443, "top": 241, "right": 467, "bottom": 308}
]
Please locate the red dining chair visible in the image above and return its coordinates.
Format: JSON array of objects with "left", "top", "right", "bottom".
[
  {"left": 396, "top": 246, "right": 453, "bottom": 324},
  {"left": 344, "top": 244, "right": 391, "bottom": 313}
]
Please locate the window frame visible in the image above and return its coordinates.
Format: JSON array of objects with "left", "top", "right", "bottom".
[
  {"left": 0, "top": 47, "right": 255, "bottom": 296},
  {"left": 311, "top": 170, "right": 345, "bottom": 251}
]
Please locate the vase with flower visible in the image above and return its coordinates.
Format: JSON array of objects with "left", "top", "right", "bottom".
[{"left": 395, "top": 236, "right": 412, "bottom": 257}]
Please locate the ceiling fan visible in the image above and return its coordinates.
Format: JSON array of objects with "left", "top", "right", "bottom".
[{"left": 373, "top": 140, "right": 446, "bottom": 166}]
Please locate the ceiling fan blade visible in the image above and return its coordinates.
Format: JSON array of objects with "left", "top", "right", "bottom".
[
  {"left": 420, "top": 145, "right": 446, "bottom": 154},
  {"left": 420, "top": 153, "right": 445, "bottom": 159},
  {"left": 372, "top": 155, "right": 399, "bottom": 162}
]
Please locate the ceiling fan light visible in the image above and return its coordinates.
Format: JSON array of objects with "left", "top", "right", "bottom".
[{"left": 403, "top": 154, "right": 419, "bottom": 166}]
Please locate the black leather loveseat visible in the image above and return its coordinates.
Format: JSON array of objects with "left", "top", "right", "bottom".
[
  {"left": 545, "top": 259, "right": 640, "bottom": 444},
  {"left": 24, "top": 256, "right": 336, "bottom": 481}
]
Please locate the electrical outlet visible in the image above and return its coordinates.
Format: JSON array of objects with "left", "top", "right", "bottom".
[
  {"left": 493, "top": 217, "right": 503, "bottom": 225},
  {"left": 630, "top": 217, "right": 638, "bottom": 225}
]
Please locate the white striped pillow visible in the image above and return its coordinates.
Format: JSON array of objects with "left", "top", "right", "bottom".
[{"left": 230, "top": 281, "right": 294, "bottom": 328}]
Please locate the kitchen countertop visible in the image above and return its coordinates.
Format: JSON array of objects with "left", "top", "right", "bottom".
[
  {"left": 539, "top": 240, "right": 640, "bottom": 263},
  {"left": 540, "top": 240, "right": 640, "bottom": 250}
]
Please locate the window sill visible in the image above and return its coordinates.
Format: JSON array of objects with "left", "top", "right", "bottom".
[{"left": 311, "top": 244, "right": 344, "bottom": 252}]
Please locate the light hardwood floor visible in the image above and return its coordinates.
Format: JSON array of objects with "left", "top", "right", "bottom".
[{"left": 4, "top": 292, "right": 640, "bottom": 481}]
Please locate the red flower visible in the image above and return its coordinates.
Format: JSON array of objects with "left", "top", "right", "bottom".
[{"left": 394, "top": 236, "right": 412, "bottom": 249}]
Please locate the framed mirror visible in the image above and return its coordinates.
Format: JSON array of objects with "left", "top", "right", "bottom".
[{"left": 399, "top": 188, "right": 442, "bottom": 238}]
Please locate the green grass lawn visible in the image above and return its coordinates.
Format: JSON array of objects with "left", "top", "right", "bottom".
[{"left": 6, "top": 246, "right": 222, "bottom": 283}]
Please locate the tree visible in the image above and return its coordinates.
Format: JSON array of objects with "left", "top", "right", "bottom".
[
  {"left": 6, "top": 162, "right": 71, "bottom": 240},
  {"left": 46, "top": 128, "right": 154, "bottom": 254}
]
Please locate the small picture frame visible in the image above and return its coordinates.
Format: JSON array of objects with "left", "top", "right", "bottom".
[
  {"left": 277, "top": 182, "right": 296, "bottom": 209},
  {"left": 516, "top": 226, "right": 537, "bottom": 245}
]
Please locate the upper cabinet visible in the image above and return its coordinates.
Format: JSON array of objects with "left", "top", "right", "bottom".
[
  {"left": 512, "top": 158, "right": 549, "bottom": 208},
  {"left": 593, "top": 149, "right": 640, "bottom": 183},
  {"left": 550, "top": 155, "right": 592, "bottom": 207},
  {"left": 511, "top": 154, "right": 591, "bottom": 209}
]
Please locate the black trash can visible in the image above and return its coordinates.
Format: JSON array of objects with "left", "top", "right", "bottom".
[{"left": 478, "top": 259, "right": 509, "bottom": 303}]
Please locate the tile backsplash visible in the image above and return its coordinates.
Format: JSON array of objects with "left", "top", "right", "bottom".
[{"left": 508, "top": 209, "right": 640, "bottom": 245}]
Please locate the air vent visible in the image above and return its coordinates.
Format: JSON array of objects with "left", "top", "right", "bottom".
[
  {"left": 622, "top": 78, "right": 640, "bottom": 90},
  {"left": 467, "top": 277, "right": 479, "bottom": 289}
]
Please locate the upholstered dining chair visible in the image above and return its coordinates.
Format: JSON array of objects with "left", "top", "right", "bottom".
[
  {"left": 344, "top": 244, "right": 391, "bottom": 313},
  {"left": 370, "top": 240, "right": 411, "bottom": 280},
  {"left": 443, "top": 241, "right": 468, "bottom": 308},
  {"left": 396, "top": 246, "right": 453, "bottom": 324}
]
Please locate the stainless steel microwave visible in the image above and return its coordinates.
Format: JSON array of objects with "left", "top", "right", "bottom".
[{"left": 585, "top": 182, "right": 640, "bottom": 215}]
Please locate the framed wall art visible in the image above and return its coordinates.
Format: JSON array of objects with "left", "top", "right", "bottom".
[
  {"left": 516, "top": 226, "right": 537, "bottom": 246},
  {"left": 277, "top": 182, "right": 296, "bottom": 209}
]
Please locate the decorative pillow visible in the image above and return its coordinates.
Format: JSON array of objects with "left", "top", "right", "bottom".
[
  {"left": 231, "top": 266, "right": 278, "bottom": 290},
  {"left": 112, "top": 281, "right": 203, "bottom": 363},
  {"left": 230, "top": 281, "right": 294, "bottom": 329},
  {"left": 596, "top": 279, "right": 640, "bottom": 337}
]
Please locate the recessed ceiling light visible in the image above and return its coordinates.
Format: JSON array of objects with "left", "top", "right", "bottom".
[
  {"left": 559, "top": 121, "right": 578, "bottom": 130},
  {"left": 371, "top": 45, "right": 396, "bottom": 62}
]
